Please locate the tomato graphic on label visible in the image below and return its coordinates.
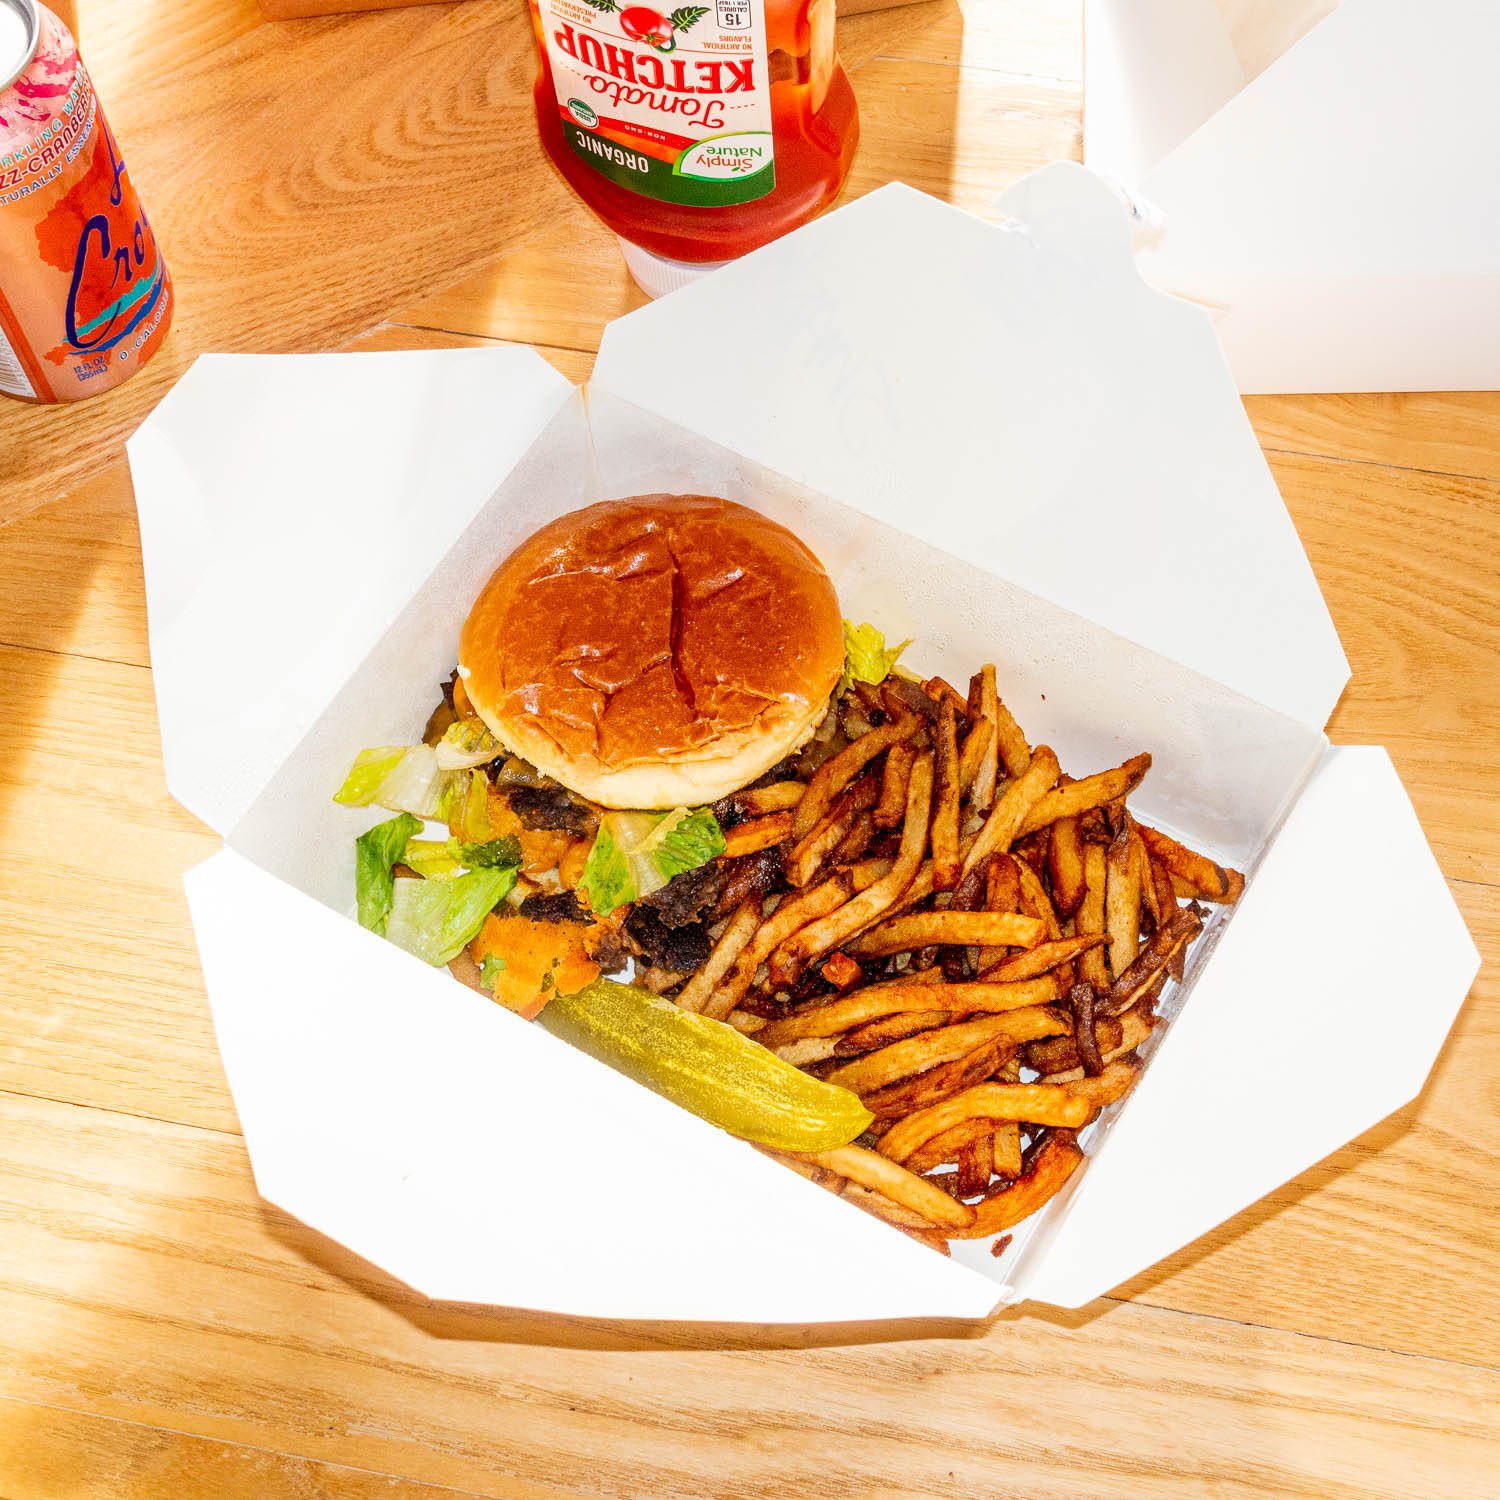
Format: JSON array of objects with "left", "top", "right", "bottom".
[{"left": 582, "top": 0, "right": 708, "bottom": 53}]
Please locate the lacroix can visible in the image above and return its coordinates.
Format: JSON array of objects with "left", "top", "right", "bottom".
[{"left": 0, "top": 0, "right": 172, "bottom": 403}]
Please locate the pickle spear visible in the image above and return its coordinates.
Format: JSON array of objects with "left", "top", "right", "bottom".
[{"left": 539, "top": 978, "right": 873, "bottom": 1152}]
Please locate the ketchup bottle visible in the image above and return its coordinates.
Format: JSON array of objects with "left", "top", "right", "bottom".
[{"left": 528, "top": 0, "right": 858, "bottom": 296}]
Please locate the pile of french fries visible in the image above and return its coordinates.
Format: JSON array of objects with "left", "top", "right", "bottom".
[{"left": 677, "top": 667, "right": 1246, "bottom": 1254}]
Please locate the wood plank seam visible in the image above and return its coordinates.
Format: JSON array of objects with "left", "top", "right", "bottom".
[{"left": 1258, "top": 443, "right": 1500, "bottom": 490}]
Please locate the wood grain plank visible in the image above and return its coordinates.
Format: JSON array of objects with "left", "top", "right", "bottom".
[
  {"left": 0, "top": 1395, "right": 488, "bottom": 1500},
  {"left": 0, "top": 0, "right": 570, "bottom": 525},
  {"left": 1246, "top": 392, "right": 1500, "bottom": 483},
  {"left": 1, "top": 1090, "right": 1495, "bottom": 1500}
]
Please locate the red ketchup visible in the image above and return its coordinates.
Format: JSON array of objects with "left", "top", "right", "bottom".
[{"left": 528, "top": 0, "right": 858, "bottom": 295}]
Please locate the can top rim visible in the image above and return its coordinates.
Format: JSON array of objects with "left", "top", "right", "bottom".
[{"left": 0, "top": 0, "right": 40, "bottom": 98}]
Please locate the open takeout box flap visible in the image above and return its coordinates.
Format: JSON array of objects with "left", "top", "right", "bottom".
[
  {"left": 592, "top": 167, "right": 1348, "bottom": 728},
  {"left": 126, "top": 348, "right": 574, "bottom": 837},
  {"left": 1013, "top": 745, "right": 1480, "bottom": 1308},
  {"left": 1085, "top": 0, "right": 1500, "bottom": 392},
  {"left": 184, "top": 847, "right": 999, "bottom": 1321}
]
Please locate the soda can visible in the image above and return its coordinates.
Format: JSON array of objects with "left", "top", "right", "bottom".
[{"left": 0, "top": 0, "right": 172, "bottom": 403}]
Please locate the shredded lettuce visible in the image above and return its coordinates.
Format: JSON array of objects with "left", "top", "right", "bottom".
[
  {"left": 840, "top": 620, "right": 910, "bottom": 695},
  {"left": 434, "top": 717, "right": 500, "bottom": 771},
  {"left": 580, "top": 806, "right": 725, "bottom": 916},
  {"left": 401, "top": 833, "right": 524, "bottom": 881},
  {"left": 384, "top": 866, "right": 518, "bottom": 966},
  {"left": 334, "top": 743, "right": 463, "bottom": 819},
  {"left": 354, "top": 812, "right": 423, "bottom": 935},
  {"left": 446, "top": 768, "right": 494, "bottom": 842}
]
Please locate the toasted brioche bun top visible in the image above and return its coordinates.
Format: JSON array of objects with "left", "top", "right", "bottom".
[{"left": 458, "top": 495, "right": 844, "bottom": 808}]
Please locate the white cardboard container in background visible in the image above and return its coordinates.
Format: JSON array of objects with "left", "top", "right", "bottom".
[
  {"left": 127, "top": 165, "right": 1478, "bottom": 1324},
  {"left": 1085, "top": 0, "right": 1500, "bottom": 393}
]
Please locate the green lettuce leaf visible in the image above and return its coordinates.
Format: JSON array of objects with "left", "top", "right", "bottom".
[
  {"left": 479, "top": 953, "right": 508, "bottom": 989},
  {"left": 401, "top": 833, "right": 524, "bottom": 881},
  {"left": 434, "top": 717, "right": 500, "bottom": 770},
  {"left": 839, "top": 620, "right": 911, "bottom": 695},
  {"left": 455, "top": 834, "right": 523, "bottom": 868},
  {"left": 384, "top": 866, "right": 517, "bottom": 966},
  {"left": 355, "top": 812, "right": 423, "bottom": 934},
  {"left": 580, "top": 806, "right": 725, "bottom": 916},
  {"left": 334, "top": 743, "right": 462, "bottom": 819}
]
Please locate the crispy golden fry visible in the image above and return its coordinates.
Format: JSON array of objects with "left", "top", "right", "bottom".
[
  {"left": 878, "top": 1080, "right": 1095, "bottom": 1164},
  {"left": 977, "top": 851, "right": 1024, "bottom": 969},
  {"left": 769, "top": 754, "right": 933, "bottom": 986},
  {"left": 1105, "top": 825, "right": 1142, "bottom": 978},
  {"left": 1137, "top": 823, "right": 1245, "bottom": 903},
  {"left": 991, "top": 687, "right": 1032, "bottom": 781},
  {"left": 1062, "top": 1055, "right": 1142, "bottom": 1115},
  {"left": 848, "top": 909, "right": 1046, "bottom": 958},
  {"left": 837, "top": 1181, "right": 942, "bottom": 1230},
  {"left": 773, "top": 1036, "right": 840, "bottom": 1067},
  {"left": 845, "top": 856, "right": 894, "bottom": 890},
  {"left": 947, "top": 1132, "right": 1084, "bottom": 1239},
  {"left": 785, "top": 1144, "right": 977, "bottom": 1230},
  {"left": 890, "top": 1118, "right": 997, "bottom": 1176},
  {"left": 991, "top": 1122, "right": 1023, "bottom": 1178},
  {"left": 1023, "top": 1013, "right": 1125, "bottom": 1075},
  {"left": 726, "top": 1009, "right": 766, "bottom": 1033},
  {"left": 956, "top": 1134, "right": 994, "bottom": 1198},
  {"left": 1042, "top": 1009, "right": 1154, "bottom": 1082},
  {"left": 971, "top": 665, "right": 1002, "bottom": 809},
  {"left": 1068, "top": 981, "right": 1105, "bottom": 1076},
  {"left": 823, "top": 1013, "right": 1035, "bottom": 1096},
  {"left": 834, "top": 1010, "right": 952, "bottom": 1054},
  {"left": 1148, "top": 853, "right": 1179, "bottom": 929},
  {"left": 931, "top": 699, "right": 963, "bottom": 890},
  {"left": 732, "top": 782, "right": 806, "bottom": 815},
  {"left": 1015, "top": 856, "right": 1063, "bottom": 941},
  {"left": 757, "top": 976, "right": 1061, "bottom": 1048},
  {"left": 785, "top": 774, "right": 879, "bottom": 887},
  {"left": 1135, "top": 826, "right": 1164, "bottom": 930},
  {"left": 862, "top": 1034, "right": 1023, "bottom": 1120},
  {"left": 923, "top": 676, "right": 970, "bottom": 719},
  {"left": 873, "top": 744, "right": 915, "bottom": 833},
  {"left": 963, "top": 745, "right": 1061, "bottom": 876},
  {"left": 832, "top": 811, "right": 875, "bottom": 865},
  {"left": 1047, "top": 813, "right": 1086, "bottom": 917},
  {"left": 884, "top": 860, "right": 936, "bottom": 920},
  {"left": 1076, "top": 841, "right": 1110, "bottom": 989},
  {"left": 979, "top": 934, "right": 1105, "bottom": 983},
  {"left": 703, "top": 872, "right": 852, "bottom": 1019},
  {"left": 675, "top": 897, "right": 763, "bottom": 1014},
  {"left": 1015, "top": 753, "right": 1152, "bottom": 840},
  {"left": 958, "top": 714, "right": 995, "bottom": 799},
  {"left": 721, "top": 811, "right": 794, "bottom": 858},
  {"left": 793, "top": 715, "right": 915, "bottom": 840},
  {"left": 1103, "top": 907, "right": 1202, "bottom": 1014}
]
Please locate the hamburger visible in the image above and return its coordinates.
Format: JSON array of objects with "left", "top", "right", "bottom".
[{"left": 457, "top": 494, "right": 846, "bottom": 809}]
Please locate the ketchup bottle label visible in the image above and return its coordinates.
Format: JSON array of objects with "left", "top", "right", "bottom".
[{"left": 536, "top": 0, "right": 776, "bottom": 206}]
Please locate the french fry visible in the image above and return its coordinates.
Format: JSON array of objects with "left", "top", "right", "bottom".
[
  {"left": 923, "top": 676, "right": 970, "bottom": 720},
  {"left": 1149, "top": 853, "right": 1179, "bottom": 930},
  {"left": 1076, "top": 841, "right": 1110, "bottom": 989},
  {"left": 730, "top": 782, "right": 805, "bottom": 815},
  {"left": 978, "top": 851, "right": 1024, "bottom": 969},
  {"left": 823, "top": 1013, "right": 1032, "bottom": 1096},
  {"left": 1015, "top": 753, "right": 1152, "bottom": 840},
  {"left": 675, "top": 897, "right": 763, "bottom": 1014},
  {"left": 979, "top": 934, "right": 1105, "bottom": 983},
  {"left": 1061, "top": 1055, "right": 1142, "bottom": 1116},
  {"left": 838, "top": 1181, "right": 943, "bottom": 1230},
  {"left": 773, "top": 1036, "right": 840, "bottom": 1067},
  {"left": 1047, "top": 813, "right": 1086, "bottom": 916},
  {"left": 1023, "top": 1013, "right": 1126, "bottom": 1075},
  {"left": 903, "top": 1119, "right": 998, "bottom": 1176},
  {"left": 703, "top": 871, "right": 852, "bottom": 1018},
  {"left": 832, "top": 811, "right": 875, "bottom": 865},
  {"left": 861, "top": 1034, "right": 1026, "bottom": 1120},
  {"left": 792, "top": 715, "right": 915, "bottom": 840},
  {"left": 991, "top": 687, "right": 1032, "bottom": 780},
  {"left": 847, "top": 909, "right": 1046, "bottom": 959},
  {"left": 955, "top": 1134, "right": 994, "bottom": 1197},
  {"left": 1015, "top": 856, "right": 1063, "bottom": 941},
  {"left": 958, "top": 714, "right": 996, "bottom": 799},
  {"left": 784, "top": 1144, "right": 977, "bottom": 1230},
  {"left": 878, "top": 1080, "right": 1095, "bottom": 1164},
  {"left": 991, "top": 1122, "right": 1023, "bottom": 1178},
  {"left": 971, "top": 665, "right": 1002, "bottom": 809},
  {"left": 834, "top": 1010, "right": 953, "bottom": 1054},
  {"left": 755, "top": 976, "right": 1058, "bottom": 1048},
  {"left": 1069, "top": 981, "right": 1105, "bottom": 1077},
  {"left": 768, "top": 754, "right": 933, "bottom": 985},
  {"left": 873, "top": 741, "right": 915, "bottom": 829},
  {"left": 845, "top": 856, "right": 894, "bottom": 890},
  {"left": 931, "top": 699, "right": 963, "bottom": 890},
  {"left": 1105, "top": 825, "right": 1142, "bottom": 978},
  {"left": 947, "top": 1132, "right": 1084, "bottom": 1239},
  {"left": 1042, "top": 1009, "right": 1154, "bottom": 1082},
  {"left": 962, "top": 745, "right": 1061, "bottom": 876},
  {"left": 785, "top": 774, "right": 879, "bottom": 887},
  {"left": 721, "top": 811, "right": 794, "bottom": 858},
  {"left": 1137, "top": 823, "right": 1245, "bottom": 903},
  {"left": 1103, "top": 907, "right": 1201, "bottom": 1014}
]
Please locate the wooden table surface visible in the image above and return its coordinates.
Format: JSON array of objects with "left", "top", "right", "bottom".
[{"left": 2, "top": 2, "right": 1497, "bottom": 1495}]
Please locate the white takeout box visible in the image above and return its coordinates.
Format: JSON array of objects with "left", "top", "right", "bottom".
[
  {"left": 127, "top": 165, "right": 1478, "bottom": 1324},
  {"left": 1084, "top": 0, "right": 1500, "bottom": 392}
]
